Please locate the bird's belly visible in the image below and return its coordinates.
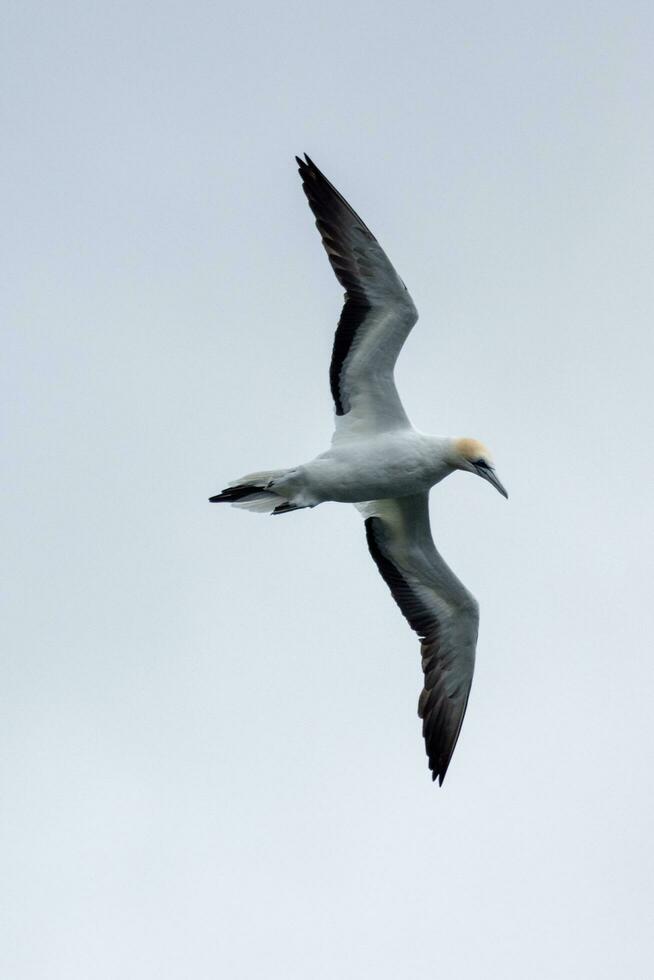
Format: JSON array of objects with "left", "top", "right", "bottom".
[{"left": 301, "top": 440, "right": 440, "bottom": 503}]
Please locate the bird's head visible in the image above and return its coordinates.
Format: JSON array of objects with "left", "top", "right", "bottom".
[{"left": 451, "top": 438, "right": 508, "bottom": 499}]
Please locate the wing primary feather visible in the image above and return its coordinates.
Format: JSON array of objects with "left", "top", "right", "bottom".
[{"left": 297, "top": 154, "right": 376, "bottom": 240}]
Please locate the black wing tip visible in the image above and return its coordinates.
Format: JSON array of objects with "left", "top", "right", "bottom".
[
  {"left": 435, "top": 768, "right": 447, "bottom": 786},
  {"left": 429, "top": 760, "right": 449, "bottom": 786},
  {"left": 296, "top": 154, "right": 324, "bottom": 188},
  {"left": 296, "top": 153, "right": 343, "bottom": 194},
  {"left": 425, "top": 722, "right": 459, "bottom": 786},
  {"left": 295, "top": 152, "right": 313, "bottom": 173},
  {"left": 426, "top": 730, "right": 461, "bottom": 786}
]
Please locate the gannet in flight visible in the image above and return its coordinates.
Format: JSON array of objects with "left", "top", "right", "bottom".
[{"left": 210, "top": 155, "right": 508, "bottom": 784}]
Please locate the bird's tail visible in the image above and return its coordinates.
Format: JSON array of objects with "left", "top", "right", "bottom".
[{"left": 209, "top": 469, "right": 303, "bottom": 515}]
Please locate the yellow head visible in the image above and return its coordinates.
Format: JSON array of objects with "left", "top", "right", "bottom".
[{"left": 452, "top": 437, "right": 508, "bottom": 498}]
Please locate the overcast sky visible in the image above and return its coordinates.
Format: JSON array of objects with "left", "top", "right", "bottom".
[{"left": 3, "top": 1, "right": 654, "bottom": 977}]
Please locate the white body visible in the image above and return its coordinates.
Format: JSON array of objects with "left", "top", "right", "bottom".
[{"left": 277, "top": 433, "right": 454, "bottom": 507}]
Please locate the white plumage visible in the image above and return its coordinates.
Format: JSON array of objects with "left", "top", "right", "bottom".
[{"left": 211, "top": 155, "right": 507, "bottom": 783}]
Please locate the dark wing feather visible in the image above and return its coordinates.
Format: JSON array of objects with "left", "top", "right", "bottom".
[
  {"left": 296, "top": 155, "right": 418, "bottom": 430},
  {"left": 361, "top": 496, "right": 479, "bottom": 784}
]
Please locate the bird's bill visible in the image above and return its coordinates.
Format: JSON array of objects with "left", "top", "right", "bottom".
[{"left": 477, "top": 466, "right": 509, "bottom": 499}]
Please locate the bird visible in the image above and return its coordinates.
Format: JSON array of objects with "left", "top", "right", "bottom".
[{"left": 210, "top": 154, "right": 508, "bottom": 784}]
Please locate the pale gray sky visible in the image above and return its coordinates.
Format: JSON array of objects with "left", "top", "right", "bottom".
[{"left": 3, "top": 1, "right": 654, "bottom": 977}]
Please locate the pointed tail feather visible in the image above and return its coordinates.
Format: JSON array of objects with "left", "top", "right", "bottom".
[
  {"left": 272, "top": 502, "right": 302, "bottom": 515},
  {"left": 209, "top": 484, "right": 267, "bottom": 503},
  {"left": 209, "top": 469, "right": 303, "bottom": 515}
]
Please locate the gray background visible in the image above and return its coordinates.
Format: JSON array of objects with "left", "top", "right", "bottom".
[{"left": 3, "top": 2, "right": 653, "bottom": 977}]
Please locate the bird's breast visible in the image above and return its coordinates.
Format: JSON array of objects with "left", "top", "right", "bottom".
[{"left": 303, "top": 433, "right": 448, "bottom": 503}]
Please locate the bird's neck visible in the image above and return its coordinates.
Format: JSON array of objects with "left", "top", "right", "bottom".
[{"left": 422, "top": 435, "right": 457, "bottom": 485}]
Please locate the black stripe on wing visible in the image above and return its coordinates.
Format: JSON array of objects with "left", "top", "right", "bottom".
[
  {"left": 296, "top": 154, "right": 376, "bottom": 416},
  {"left": 329, "top": 300, "right": 369, "bottom": 415},
  {"left": 365, "top": 517, "right": 435, "bottom": 638},
  {"left": 365, "top": 517, "right": 470, "bottom": 785}
]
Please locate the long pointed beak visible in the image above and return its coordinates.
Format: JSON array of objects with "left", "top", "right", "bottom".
[{"left": 477, "top": 466, "right": 509, "bottom": 499}]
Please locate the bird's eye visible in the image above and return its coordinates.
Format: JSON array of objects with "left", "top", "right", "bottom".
[{"left": 475, "top": 458, "right": 490, "bottom": 469}]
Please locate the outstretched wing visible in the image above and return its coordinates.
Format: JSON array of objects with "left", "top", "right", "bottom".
[
  {"left": 296, "top": 154, "right": 418, "bottom": 440},
  {"left": 358, "top": 495, "right": 479, "bottom": 784}
]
